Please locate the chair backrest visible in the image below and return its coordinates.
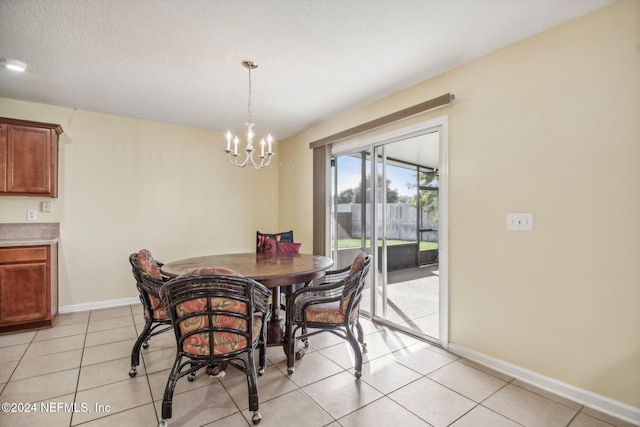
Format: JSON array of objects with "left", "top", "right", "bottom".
[
  {"left": 340, "top": 254, "right": 372, "bottom": 315},
  {"left": 160, "top": 274, "right": 271, "bottom": 358},
  {"left": 256, "top": 230, "right": 294, "bottom": 253},
  {"left": 130, "top": 251, "right": 167, "bottom": 315}
]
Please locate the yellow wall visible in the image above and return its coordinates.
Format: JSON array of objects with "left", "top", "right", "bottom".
[
  {"left": 0, "top": 0, "right": 637, "bottom": 413},
  {"left": 279, "top": 0, "right": 639, "bottom": 410},
  {"left": 0, "top": 99, "right": 279, "bottom": 307}
]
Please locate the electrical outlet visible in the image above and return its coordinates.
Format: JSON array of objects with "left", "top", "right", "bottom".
[
  {"left": 507, "top": 213, "right": 533, "bottom": 231},
  {"left": 27, "top": 209, "right": 37, "bottom": 221},
  {"left": 42, "top": 201, "right": 52, "bottom": 213}
]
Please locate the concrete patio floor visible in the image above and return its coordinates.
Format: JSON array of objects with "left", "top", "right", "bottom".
[{"left": 360, "top": 264, "right": 440, "bottom": 340}]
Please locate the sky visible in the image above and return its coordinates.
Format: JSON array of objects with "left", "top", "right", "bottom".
[{"left": 335, "top": 156, "right": 417, "bottom": 198}]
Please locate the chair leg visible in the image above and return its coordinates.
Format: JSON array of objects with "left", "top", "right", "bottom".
[
  {"left": 130, "top": 319, "right": 153, "bottom": 377},
  {"left": 355, "top": 320, "right": 367, "bottom": 351},
  {"left": 257, "top": 340, "right": 267, "bottom": 376},
  {"left": 246, "top": 350, "right": 262, "bottom": 424},
  {"left": 286, "top": 324, "right": 296, "bottom": 374},
  {"left": 187, "top": 361, "right": 199, "bottom": 381},
  {"left": 160, "top": 355, "right": 182, "bottom": 423},
  {"left": 258, "top": 319, "right": 268, "bottom": 375},
  {"left": 345, "top": 327, "right": 363, "bottom": 378}
]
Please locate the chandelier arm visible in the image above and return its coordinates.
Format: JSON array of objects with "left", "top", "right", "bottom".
[
  {"left": 250, "top": 152, "right": 275, "bottom": 169},
  {"left": 227, "top": 151, "right": 250, "bottom": 168},
  {"left": 251, "top": 156, "right": 266, "bottom": 170}
]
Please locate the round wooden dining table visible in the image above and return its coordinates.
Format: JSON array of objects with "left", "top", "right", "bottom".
[
  {"left": 160, "top": 252, "right": 333, "bottom": 355},
  {"left": 161, "top": 252, "right": 333, "bottom": 288}
]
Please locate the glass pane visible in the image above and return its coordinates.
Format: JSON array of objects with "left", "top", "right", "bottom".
[
  {"left": 333, "top": 152, "right": 372, "bottom": 264},
  {"left": 384, "top": 161, "right": 418, "bottom": 245},
  {"left": 375, "top": 133, "right": 440, "bottom": 340}
]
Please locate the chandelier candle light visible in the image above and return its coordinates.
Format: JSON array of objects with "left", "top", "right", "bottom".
[{"left": 224, "top": 60, "right": 274, "bottom": 169}]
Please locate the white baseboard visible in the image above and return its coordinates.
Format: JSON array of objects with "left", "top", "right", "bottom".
[
  {"left": 448, "top": 343, "right": 640, "bottom": 426},
  {"left": 59, "top": 297, "right": 140, "bottom": 313}
]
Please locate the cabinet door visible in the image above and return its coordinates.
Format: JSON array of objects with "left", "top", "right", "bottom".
[
  {"left": 0, "top": 262, "right": 49, "bottom": 325},
  {"left": 0, "top": 123, "right": 6, "bottom": 192},
  {"left": 6, "top": 124, "right": 56, "bottom": 196}
]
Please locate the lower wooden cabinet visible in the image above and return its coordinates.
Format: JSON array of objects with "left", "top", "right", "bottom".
[{"left": 0, "top": 244, "right": 58, "bottom": 332}]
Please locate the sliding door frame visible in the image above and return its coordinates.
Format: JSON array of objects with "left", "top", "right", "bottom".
[{"left": 329, "top": 115, "right": 449, "bottom": 348}]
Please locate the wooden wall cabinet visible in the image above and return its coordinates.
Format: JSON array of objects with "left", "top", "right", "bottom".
[
  {"left": 0, "top": 117, "right": 63, "bottom": 197},
  {"left": 0, "top": 244, "right": 58, "bottom": 333}
]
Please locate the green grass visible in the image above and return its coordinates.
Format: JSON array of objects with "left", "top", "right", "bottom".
[{"left": 337, "top": 238, "right": 437, "bottom": 251}]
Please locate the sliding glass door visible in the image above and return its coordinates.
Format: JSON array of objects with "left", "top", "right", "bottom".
[{"left": 331, "top": 121, "right": 447, "bottom": 345}]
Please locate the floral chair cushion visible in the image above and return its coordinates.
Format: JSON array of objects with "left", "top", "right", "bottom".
[
  {"left": 176, "top": 297, "right": 263, "bottom": 356},
  {"left": 339, "top": 252, "right": 367, "bottom": 313},
  {"left": 304, "top": 300, "right": 359, "bottom": 324},
  {"left": 137, "top": 249, "right": 162, "bottom": 279},
  {"left": 137, "top": 249, "right": 168, "bottom": 320},
  {"left": 348, "top": 252, "right": 367, "bottom": 276},
  {"left": 145, "top": 295, "right": 169, "bottom": 321}
]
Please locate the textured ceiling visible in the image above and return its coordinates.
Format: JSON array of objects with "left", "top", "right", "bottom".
[{"left": 0, "top": 0, "right": 616, "bottom": 140}]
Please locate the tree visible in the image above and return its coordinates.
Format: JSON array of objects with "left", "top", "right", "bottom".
[
  {"left": 336, "top": 174, "right": 400, "bottom": 203},
  {"left": 336, "top": 187, "right": 355, "bottom": 204},
  {"left": 408, "top": 171, "right": 438, "bottom": 221}
]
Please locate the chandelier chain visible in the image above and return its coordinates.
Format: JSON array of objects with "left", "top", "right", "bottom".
[{"left": 247, "top": 65, "right": 252, "bottom": 125}]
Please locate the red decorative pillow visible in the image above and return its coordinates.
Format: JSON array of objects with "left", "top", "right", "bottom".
[
  {"left": 263, "top": 237, "right": 301, "bottom": 254},
  {"left": 257, "top": 230, "right": 294, "bottom": 253}
]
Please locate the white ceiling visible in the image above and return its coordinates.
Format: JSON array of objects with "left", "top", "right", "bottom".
[
  {"left": 0, "top": 0, "right": 615, "bottom": 140},
  {"left": 387, "top": 132, "right": 440, "bottom": 169}
]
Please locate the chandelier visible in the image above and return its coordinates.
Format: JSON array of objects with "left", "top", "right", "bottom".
[{"left": 224, "top": 60, "right": 275, "bottom": 169}]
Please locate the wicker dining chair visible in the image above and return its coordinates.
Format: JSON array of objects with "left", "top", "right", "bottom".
[
  {"left": 128, "top": 249, "right": 173, "bottom": 377},
  {"left": 285, "top": 253, "right": 372, "bottom": 377},
  {"left": 157, "top": 273, "right": 271, "bottom": 426}
]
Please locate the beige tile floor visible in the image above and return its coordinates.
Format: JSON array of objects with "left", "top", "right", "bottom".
[{"left": 0, "top": 305, "right": 635, "bottom": 427}]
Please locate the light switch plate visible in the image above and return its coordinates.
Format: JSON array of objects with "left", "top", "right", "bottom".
[
  {"left": 42, "top": 201, "right": 52, "bottom": 212},
  {"left": 507, "top": 213, "right": 533, "bottom": 231}
]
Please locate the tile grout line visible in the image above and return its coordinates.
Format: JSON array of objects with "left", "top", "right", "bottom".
[
  {"left": 471, "top": 379, "right": 528, "bottom": 427},
  {"left": 69, "top": 308, "right": 92, "bottom": 427},
  {"left": 71, "top": 307, "right": 150, "bottom": 426},
  {"left": 0, "top": 330, "right": 38, "bottom": 396},
  {"left": 565, "top": 407, "right": 583, "bottom": 427},
  {"left": 297, "top": 325, "right": 439, "bottom": 424},
  {"left": 131, "top": 304, "right": 164, "bottom": 425}
]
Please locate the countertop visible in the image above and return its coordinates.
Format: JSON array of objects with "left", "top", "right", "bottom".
[{"left": 0, "top": 223, "right": 60, "bottom": 247}]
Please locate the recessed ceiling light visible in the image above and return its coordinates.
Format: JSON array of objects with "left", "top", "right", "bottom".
[{"left": 1, "top": 58, "right": 28, "bottom": 72}]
